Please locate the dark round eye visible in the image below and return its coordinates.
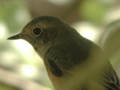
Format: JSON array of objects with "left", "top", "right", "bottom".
[{"left": 33, "top": 28, "right": 41, "bottom": 35}]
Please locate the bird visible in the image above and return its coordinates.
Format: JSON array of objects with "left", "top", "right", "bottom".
[{"left": 8, "top": 16, "right": 120, "bottom": 90}]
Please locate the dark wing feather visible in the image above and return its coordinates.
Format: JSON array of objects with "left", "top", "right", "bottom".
[
  {"left": 45, "top": 46, "right": 73, "bottom": 77},
  {"left": 102, "top": 63, "right": 120, "bottom": 90}
]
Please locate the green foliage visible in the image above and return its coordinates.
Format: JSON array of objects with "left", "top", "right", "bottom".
[
  {"left": 80, "top": 0, "right": 110, "bottom": 25},
  {"left": 0, "top": 0, "right": 29, "bottom": 33},
  {"left": 0, "top": 82, "right": 20, "bottom": 90}
]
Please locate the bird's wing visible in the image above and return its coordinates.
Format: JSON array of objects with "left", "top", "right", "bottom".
[
  {"left": 45, "top": 47, "right": 73, "bottom": 77},
  {"left": 45, "top": 45, "right": 120, "bottom": 90},
  {"left": 101, "top": 63, "right": 120, "bottom": 90}
]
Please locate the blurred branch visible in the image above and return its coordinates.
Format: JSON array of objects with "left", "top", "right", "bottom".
[
  {"left": 25, "top": 0, "right": 83, "bottom": 24},
  {"left": 0, "top": 68, "right": 51, "bottom": 90},
  {"left": 99, "top": 20, "right": 120, "bottom": 57},
  {"left": 98, "top": 20, "right": 120, "bottom": 69}
]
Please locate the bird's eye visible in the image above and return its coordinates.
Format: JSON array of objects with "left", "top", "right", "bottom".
[{"left": 33, "top": 28, "right": 41, "bottom": 35}]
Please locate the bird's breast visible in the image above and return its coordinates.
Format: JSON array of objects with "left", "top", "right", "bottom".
[{"left": 43, "top": 59, "right": 64, "bottom": 89}]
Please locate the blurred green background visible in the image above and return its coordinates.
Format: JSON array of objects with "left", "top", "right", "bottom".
[{"left": 0, "top": 0, "right": 120, "bottom": 90}]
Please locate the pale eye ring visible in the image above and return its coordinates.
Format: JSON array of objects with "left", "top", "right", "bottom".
[{"left": 33, "top": 28, "right": 41, "bottom": 35}]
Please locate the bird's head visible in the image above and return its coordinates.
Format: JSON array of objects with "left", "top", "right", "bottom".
[{"left": 8, "top": 16, "right": 66, "bottom": 50}]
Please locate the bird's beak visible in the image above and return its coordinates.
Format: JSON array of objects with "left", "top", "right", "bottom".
[{"left": 8, "top": 33, "right": 22, "bottom": 40}]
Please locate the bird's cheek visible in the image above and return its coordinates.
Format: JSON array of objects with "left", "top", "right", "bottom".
[{"left": 22, "top": 35, "right": 34, "bottom": 44}]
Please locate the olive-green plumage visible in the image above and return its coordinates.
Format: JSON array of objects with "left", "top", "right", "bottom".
[{"left": 8, "top": 16, "right": 120, "bottom": 90}]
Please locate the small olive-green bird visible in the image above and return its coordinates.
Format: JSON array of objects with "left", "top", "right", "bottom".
[{"left": 8, "top": 16, "right": 120, "bottom": 90}]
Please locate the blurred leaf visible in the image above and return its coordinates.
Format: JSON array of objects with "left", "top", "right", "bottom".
[
  {"left": 80, "top": 0, "right": 109, "bottom": 24},
  {"left": 0, "top": 82, "right": 20, "bottom": 90}
]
